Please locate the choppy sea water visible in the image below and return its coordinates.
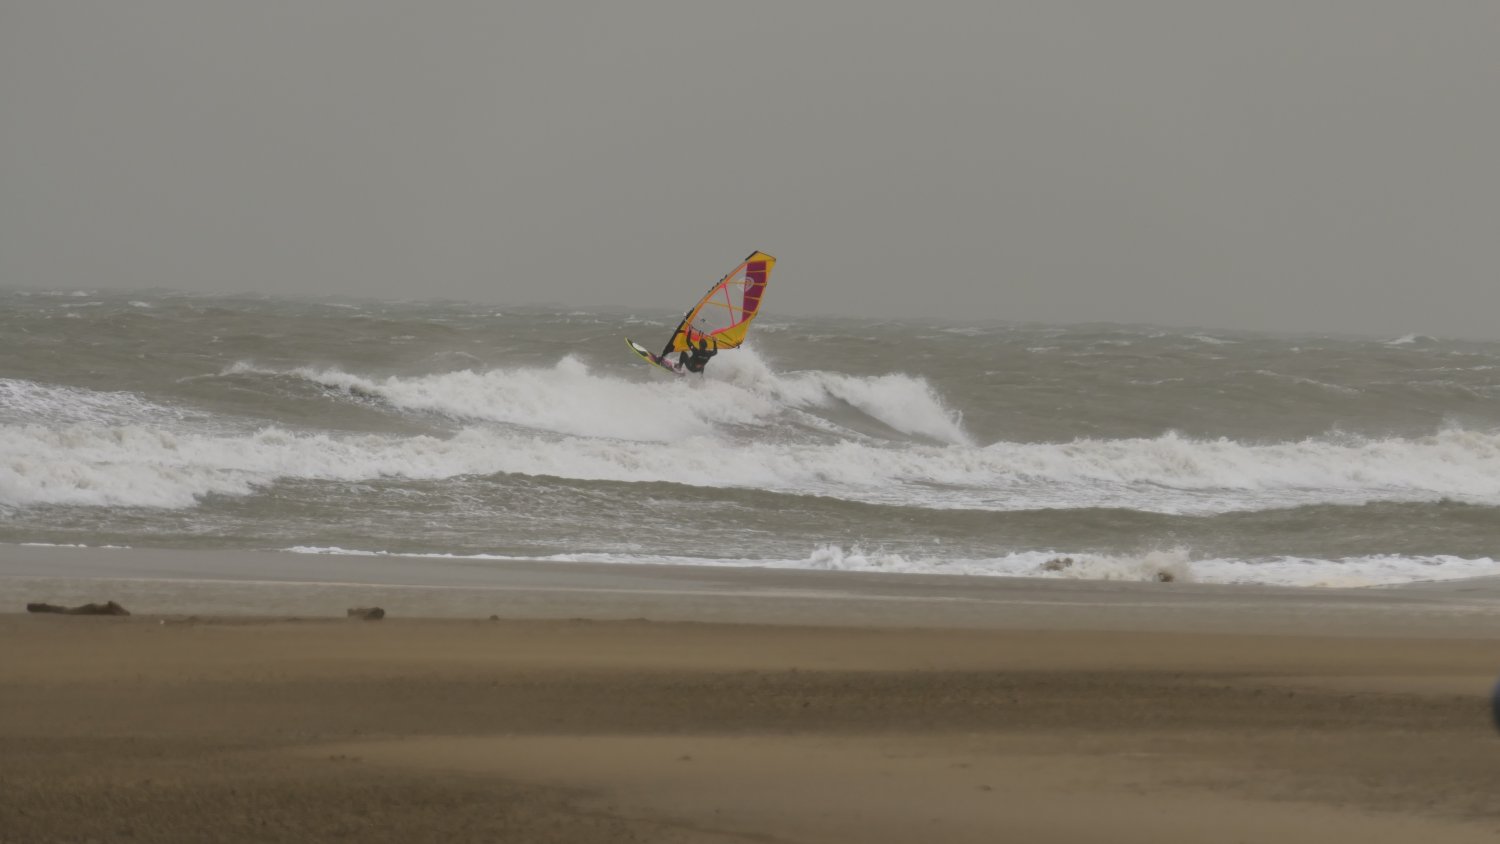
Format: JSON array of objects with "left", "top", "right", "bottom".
[{"left": 4, "top": 288, "right": 1500, "bottom": 588}]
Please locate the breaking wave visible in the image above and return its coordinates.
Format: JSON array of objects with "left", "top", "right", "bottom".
[
  {"left": 226, "top": 352, "right": 971, "bottom": 445},
  {"left": 8, "top": 414, "right": 1500, "bottom": 513},
  {"left": 0, "top": 378, "right": 202, "bottom": 428}
]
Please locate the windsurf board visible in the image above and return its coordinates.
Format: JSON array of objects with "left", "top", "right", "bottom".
[{"left": 626, "top": 338, "right": 684, "bottom": 375}]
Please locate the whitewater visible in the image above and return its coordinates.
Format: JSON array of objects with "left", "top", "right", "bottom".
[{"left": 4, "top": 288, "right": 1500, "bottom": 588}]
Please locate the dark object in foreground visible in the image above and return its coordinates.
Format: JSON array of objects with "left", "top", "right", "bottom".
[
  {"left": 26, "top": 601, "right": 131, "bottom": 616},
  {"left": 347, "top": 607, "right": 385, "bottom": 620}
]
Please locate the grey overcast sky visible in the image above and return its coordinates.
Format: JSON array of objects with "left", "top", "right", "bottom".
[{"left": 2, "top": 2, "right": 1497, "bottom": 337}]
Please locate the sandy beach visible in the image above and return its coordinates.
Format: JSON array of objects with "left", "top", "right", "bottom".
[{"left": 4, "top": 546, "right": 1500, "bottom": 843}]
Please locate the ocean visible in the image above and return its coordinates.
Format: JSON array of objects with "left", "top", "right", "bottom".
[{"left": 4, "top": 287, "right": 1500, "bottom": 588}]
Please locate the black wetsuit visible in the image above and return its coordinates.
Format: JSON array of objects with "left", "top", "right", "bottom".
[{"left": 679, "top": 339, "right": 717, "bottom": 373}]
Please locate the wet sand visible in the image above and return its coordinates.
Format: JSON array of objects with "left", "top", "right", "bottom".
[{"left": 3, "top": 546, "right": 1500, "bottom": 842}]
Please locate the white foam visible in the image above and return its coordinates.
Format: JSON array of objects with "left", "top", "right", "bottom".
[
  {"left": 1194, "top": 553, "right": 1500, "bottom": 588},
  {"left": 795, "top": 546, "right": 1198, "bottom": 582},
  {"left": 10, "top": 419, "right": 1500, "bottom": 513},
  {"left": 0, "top": 420, "right": 964, "bottom": 509},
  {"left": 0, "top": 379, "right": 199, "bottom": 428},
  {"left": 227, "top": 352, "right": 970, "bottom": 445},
  {"left": 280, "top": 543, "right": 1193, "bottom": 582},
  {"left": 1186, "top": 334, "right": 1235, "bottom": 345},
  {"left": 228, "top": 358, "right": 773, "bottom": 441},
  {"left": 281, "top": 545, "right": 1500, "bottom": 589},
  {"left": 770, "top": 369, "right": 971, "bottom": 445},
  {"left": 976, "top": 429, "right": 1500, "bottom": 511}
]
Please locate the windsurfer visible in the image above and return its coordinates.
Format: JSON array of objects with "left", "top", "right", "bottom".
[
  {"left": 631, "top": 252, "right": 773, "bottom": 376},
  {"left": 679, "top": 335, "right": 717, "bottom": 374}
]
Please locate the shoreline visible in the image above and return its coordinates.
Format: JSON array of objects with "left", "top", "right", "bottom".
[
  {"left": 5, "top": 544, "right": 1500, "bottom": 841},
  {"left": 4, "top": 543, "right": 1500, "bottom": 635}
]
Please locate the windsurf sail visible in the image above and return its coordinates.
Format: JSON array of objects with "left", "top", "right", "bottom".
[{"left": 661, "top": 251, "right": 775, "bottom": 355}]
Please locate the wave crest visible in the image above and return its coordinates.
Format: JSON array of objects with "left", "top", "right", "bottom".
[{"left": 226, "top": 352, "right": 970, "bottom": 445}]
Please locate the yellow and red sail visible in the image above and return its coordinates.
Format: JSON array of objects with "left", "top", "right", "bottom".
[{"left": 666, "top": 251, "right": 775, "bottom": 353}]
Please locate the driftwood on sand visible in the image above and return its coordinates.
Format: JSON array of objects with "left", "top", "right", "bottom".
[
  {"left": 346, "top": 607, "right": 386, "bottom": 620},
  {"left": 26, "top": 601, "right": 131, "bottom": 616}
]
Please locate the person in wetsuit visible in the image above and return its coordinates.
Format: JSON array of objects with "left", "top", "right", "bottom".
[{"left": 678, "top": 334, "right": 717, "bottom": 374}]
